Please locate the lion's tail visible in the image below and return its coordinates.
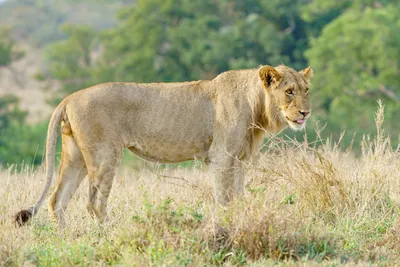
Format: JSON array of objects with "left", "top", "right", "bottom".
[{"left": 15, "top": 100, "right": 67, "bottom": 226}]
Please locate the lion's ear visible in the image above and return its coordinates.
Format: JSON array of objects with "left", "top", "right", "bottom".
[
  {"left": 300, "top": 66, "right": 313, "bottom": 80},
  {"left": 259, "top": 66, "right": 282, "bottom": 90}
]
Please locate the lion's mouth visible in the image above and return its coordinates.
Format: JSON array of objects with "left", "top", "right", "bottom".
[{"left": 286, "top": 117, "right": 306, "bottom": 124}]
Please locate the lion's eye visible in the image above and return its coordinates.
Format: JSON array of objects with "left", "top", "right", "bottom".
[
  {"left": 286, "top": 89, "right": 294, "bottom": 96},
  {"left": 305, "top": 88, "right": 309, "bottom": 95}
]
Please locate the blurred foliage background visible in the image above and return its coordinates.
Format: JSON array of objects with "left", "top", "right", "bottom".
[{"left": 0, "top": 0, "right": 399, "bottom": 167}]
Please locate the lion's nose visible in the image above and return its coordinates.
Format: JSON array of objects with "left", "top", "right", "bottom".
[{"left": 299, "top": 110, "right": 310, "bottom": 117}]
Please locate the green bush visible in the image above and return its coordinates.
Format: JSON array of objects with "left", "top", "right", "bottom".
[
  {"left": 0, "top": 122, "right": 47, "bottom": 167},
  {"left": 0, "top": 95, "right": 48, "bottom": 167}
]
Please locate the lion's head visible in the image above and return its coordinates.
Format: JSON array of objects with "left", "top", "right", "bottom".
[{"left": 259, "top": 65, "right": 313, "bottom": 131}]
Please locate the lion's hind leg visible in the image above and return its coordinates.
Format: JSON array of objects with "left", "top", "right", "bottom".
[
  {"left": 84, "top": 146, "right": 122, "bottom": 223},
  {"left": 49, "top": 133, "right": 87, "bottom": 226}
]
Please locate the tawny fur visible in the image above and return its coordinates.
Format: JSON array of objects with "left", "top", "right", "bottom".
[{"left": 15, "top": 65, "right": 312, "bottom": 226}]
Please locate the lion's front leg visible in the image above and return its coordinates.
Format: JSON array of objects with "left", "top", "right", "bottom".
[
  {"left": 212, "top": 167, "right": 235, "bottom": 205},
  {"left": 210, "top": 154, "right": 243, "bottom": 205}
]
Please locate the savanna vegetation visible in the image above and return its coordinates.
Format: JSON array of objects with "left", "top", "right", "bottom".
[
  {"left": 1, "top": 105, "right": 399, "bottom": 265},
  {"left": 0, "top": 0, "right": 399, "bottom": 265}
]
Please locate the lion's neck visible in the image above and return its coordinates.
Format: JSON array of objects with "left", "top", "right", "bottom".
[
  {"left": 255, "top": 86, "right": 287, "bottom": 134},
  {"left": 243, "top": 83, "right": 287, "bottom": 157}
]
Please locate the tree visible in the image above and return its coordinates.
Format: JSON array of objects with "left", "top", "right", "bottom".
[
  {"left": 44, "top": 25, "right": 98, "bottom": 103},
  {"left": 0, "top": 95, "right": 27, "bottom": 134},
  {"left": 97, "top": 0, "right": 311, "bottom": 84},
  {"left": 306, "top": 3, "right": 400, "bottom": 142},
  {"left": 0, "top": 27, "right": 15, "bottom": 67}
]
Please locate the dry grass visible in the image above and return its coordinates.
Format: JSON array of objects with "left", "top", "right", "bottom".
[{"left": 0, "top": 103, "right": 399, "bottom": 266}]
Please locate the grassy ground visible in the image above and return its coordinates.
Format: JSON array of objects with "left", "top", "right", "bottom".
[{"left": 0, "top": 106, "right": 399, "bottom": 266}]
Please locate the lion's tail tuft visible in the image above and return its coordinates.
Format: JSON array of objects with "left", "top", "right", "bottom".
[{"left": 14, "top": 209, "right": 33, "bottom": 227}]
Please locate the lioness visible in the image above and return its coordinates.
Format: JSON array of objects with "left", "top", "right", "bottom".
[{"left": 15, "top": 65, "right": 312, "bottom": 226}]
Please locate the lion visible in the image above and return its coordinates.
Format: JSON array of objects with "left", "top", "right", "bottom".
[{"left": 15, "top": 65, "right": 312, "bottom": 226}]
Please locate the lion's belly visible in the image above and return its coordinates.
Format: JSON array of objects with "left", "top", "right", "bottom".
[
  {"left": 127, "top": 136, "right": 212, "bottom": 163},
  {"left": 121, "top": 91, "right": 214, "bottom": 163}
]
